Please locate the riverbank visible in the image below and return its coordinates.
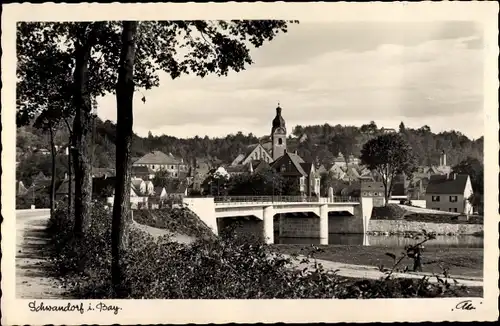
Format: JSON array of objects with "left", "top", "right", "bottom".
[{"left": 272, "top": 244, "right": 483, "bottom": 278}]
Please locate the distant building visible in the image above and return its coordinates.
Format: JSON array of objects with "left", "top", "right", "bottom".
[
  {"left": 381, "top": 127, "right": 397, "bottom": 134},
  {"left": 132, "top": 151, "right": 188, "bottom": 178},
  {"left": 131, "top": 166, "right": 155, "bottom": 180},
  {"left": 425, "top": 173, "right": 473, "bottom": 214},
  {"left": 92, "top": 167, "right": 116, "bottom": 178},
  {"left": 271, "top": 151, "right": 321, "bottom": 196},
  {"left": 231, "top": 143, "right": 273, "bottom": 166},
  {"left": 359, "top": 181, "right": 385, "bottom": 207}
]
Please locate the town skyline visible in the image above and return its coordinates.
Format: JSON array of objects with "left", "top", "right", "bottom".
[{"left": 95, "top": 20, "right": 485, "bottom": 140}]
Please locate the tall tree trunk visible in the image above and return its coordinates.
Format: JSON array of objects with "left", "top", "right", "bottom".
[
  {"left": 71, "top": 24, "right": 102, "bottom": 238},
  {"left": 72, "top": 43, "right": 93, "bottom": 238},
  {"left": 49, "top": 125, "right": 57, "bottom": 216},
  {"left": 112, "top": 21, "right": 138, "bottom": 297}
]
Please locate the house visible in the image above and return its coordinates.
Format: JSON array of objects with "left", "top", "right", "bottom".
[
  {"left": 153, "top": 186, "right": 167, "bottom": 199},
  {"left": 16, "top": 181, "right": 29, "bottom": 196},
  {"left": 131, "top": 166, "right": 155, "bottom": 180},
  {"left": 224, "top": 163, "right": 253, "bottom": 176},
  {"left": 330, "top": 152, "right": 360, "bottom": 168},
  {"left": 326, "top": 164, "right": 345, "bottom": 180},
  {"left": 425, "top": 173, "right": 473, "bottom": 214},
  {"left": 92, "top": 167, "right": 116, "bottom": 178},
  {"left": 271, "top": 151, "right": 321, "bottom": 197},
  {"left": 132, "top": 151, "right": 188, "bottom": 178},
  {"left": 380, "top": 127, "right": 397, "bottom": 134},
  {"left": 164, "top": 180, "right": 188, "bottom": 198}
]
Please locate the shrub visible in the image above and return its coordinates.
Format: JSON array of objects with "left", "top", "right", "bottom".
[
  {"left": 132, "top": 207, "right": 215, "bottom": 240},
  {"left": 47, "top": 206, "right": 476, "bottom": 299}
]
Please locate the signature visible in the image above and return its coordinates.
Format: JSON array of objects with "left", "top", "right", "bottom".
[
  {"left": 28, "top": 301, "right": 122, "bottom": 315},
  {"left": 453, "top": 300, "right": 480, "bottom": 311}
]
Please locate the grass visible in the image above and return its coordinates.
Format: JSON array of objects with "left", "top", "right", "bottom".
[{"left": 272, "top": 244, "right": 483, "bottom": 279}]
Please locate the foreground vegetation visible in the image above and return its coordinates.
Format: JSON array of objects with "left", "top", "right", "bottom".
[
  {"left": 47, "top": 204, "right": 481, "bottom": 299},
  {"left": 273, "top": 245, "right": 483, "bottom": 279}
]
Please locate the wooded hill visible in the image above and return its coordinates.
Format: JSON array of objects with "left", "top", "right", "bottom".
[{"left": 16, "top": 117, "right": 483, "bottom": 186}]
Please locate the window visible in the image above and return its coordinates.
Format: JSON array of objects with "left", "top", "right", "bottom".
[
  {"left": 278, "top": 138, "right": 283, "bottom": 145},
  {"left": 362, "top": 192, "right": 367, "bottom": 196},
  {"left": 300, "top": 177, "right": 305, "bottom": 185},
  {"left": 449, "top": 208, "right": 458, "bottom": 212},
  {"left": 151, "top": 165, "right": 155, "bottom": 169},
  {"left": 374, "top": 192, "right": 379, "bottom": 196},
  {"left": 431, "top": 196, "right": 440, "bottom": 202},
  {"left": 280, "top": 165, "right": 286, "bottom": 172},
  {"left": 449, "top": 196, "right": 458, "bottom": 202}
]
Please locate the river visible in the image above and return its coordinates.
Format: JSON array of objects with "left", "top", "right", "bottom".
[{"left": 274, "top": 232, "right": 484, "bottom": 248}]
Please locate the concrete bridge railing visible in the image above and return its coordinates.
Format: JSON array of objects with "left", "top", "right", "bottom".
[{"left": 214, "top": 196, "right": 360, "bottom": 205}]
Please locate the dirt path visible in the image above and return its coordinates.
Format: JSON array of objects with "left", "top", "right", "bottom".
[
  {"left": 286, "top": 254, "right": 483, "bottom": 287},
  {"left": 16, "top": 210, "right": 66, "bottom": 299}
]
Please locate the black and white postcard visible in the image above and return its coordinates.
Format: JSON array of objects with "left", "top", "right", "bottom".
[{"left": 1, "top": 2, "right": 498, "bottom": 324}]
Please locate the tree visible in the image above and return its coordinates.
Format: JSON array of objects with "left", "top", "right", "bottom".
[
  {"left": 32, "top": 110, "right": 63, "bottom": 216},
  {"left": 360, "top": 133, "right": 416, "bottom": 204},
  {"left": 17, "top": 27, "right": 75, "bottom": 216},
  {"left": 17, "top": 22, "right": 105, "bottom": 238},
  {"left": 111, "top": 21, "right": 138, "bottom": 296},
  {"left": 399, "top": 121, "right": 406, "bottom": 133}
]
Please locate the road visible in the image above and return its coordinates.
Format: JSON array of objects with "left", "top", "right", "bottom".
[{"left": 16, "top": 209, "right": 65, "bottom": 299}]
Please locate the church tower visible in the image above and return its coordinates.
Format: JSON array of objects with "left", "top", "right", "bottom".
[{"left": 271, "top": 104, "right": 287, "bottom": 160}]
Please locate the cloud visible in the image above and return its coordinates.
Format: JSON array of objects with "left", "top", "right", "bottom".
[{"left": 96, "top": 21, "right": 484, "bottom": 140}]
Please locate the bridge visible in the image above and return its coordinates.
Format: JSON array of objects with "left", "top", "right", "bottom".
[{"left": 183, "top": 196, "right": 374, "bottom": 244}]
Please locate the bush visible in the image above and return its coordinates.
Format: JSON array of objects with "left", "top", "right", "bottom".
[
  {"left": 132, "top": 207, "right": 215, "bottom": 240},
  {"left": 47, "top": 206, "right": 476, "bottom": 299}
]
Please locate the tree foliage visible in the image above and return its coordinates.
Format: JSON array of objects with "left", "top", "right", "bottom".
[{"left": 360, "top": 133, "right": 417, "bottom": 204}]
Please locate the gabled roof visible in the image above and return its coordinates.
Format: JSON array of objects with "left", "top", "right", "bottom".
[
  {"left": 133, "top": 151, "right": 182, "bottom": 165},
  {"left": 425, "top": 174, "right": 469, "bottom": 195},
  {"left": 271, "top": 151, "right": 307, "bottom": 176},
  {"left": 131, "top": 179, "right": 144, "bottom": 189},
  {"left": 250, "top": 159, "right": 271, "bottom": 173},
  {"left": 153, "top": 186, "right": 165, "bottom": 195},
  {"left": 164, "top": 180, "right": 187, "bottom": 194}
]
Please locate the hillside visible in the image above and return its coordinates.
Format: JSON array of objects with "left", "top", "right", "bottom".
[{"left": 16, "top": 117, "right": 483, "bottom": 186}]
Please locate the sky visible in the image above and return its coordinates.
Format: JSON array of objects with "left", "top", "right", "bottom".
[{"left": 96, "top": 20, "right": 484, "bottom": 140}]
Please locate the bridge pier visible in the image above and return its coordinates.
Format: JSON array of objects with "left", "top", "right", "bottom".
[
  {"left": 319, "top": 204, "right": 328, "bottom": 245},
  {"left": 263, "top": 206, "right": 274, "bottom": 244}
]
